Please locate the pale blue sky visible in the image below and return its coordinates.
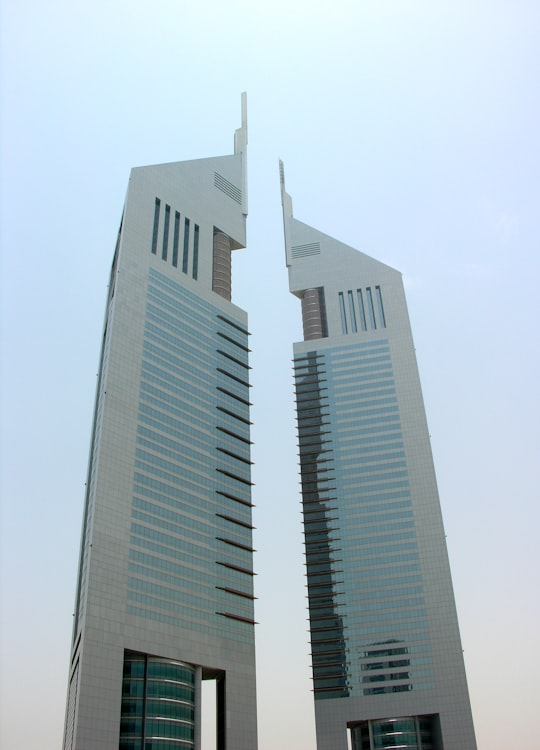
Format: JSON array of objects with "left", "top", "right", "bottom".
[{"left": 1, "top": 2, "right": 539, "bottom": 749}]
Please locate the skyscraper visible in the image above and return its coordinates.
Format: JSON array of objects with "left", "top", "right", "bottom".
[
  {"left": 63, "top": 96, "right": 257, "bottom": 750},
  {"left": 280, "top": 164, "right": 476, "bottom": 750}
]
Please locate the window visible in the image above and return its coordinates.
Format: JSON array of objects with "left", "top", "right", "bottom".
[
  {"left": 162, "top": 205, "right": 170, "bottom": 261},
  {"left": 151, "top": 198, "right": 161, "bottom": 254},
  {"left": 172, "top": 211, "right": 180, "bottom": 267},
  {"left": 192, "top": 224, "right": 199, "bottom": 279},
  {"left": 338, "top": 292, "right": 348, "bottom": 334},
  {"left": 182, "top": 218, "right": 190, "bottom": 273}
]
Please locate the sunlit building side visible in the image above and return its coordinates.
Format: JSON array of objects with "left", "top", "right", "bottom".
[{"left": 63, "top": 96, "right": 257, "bottom": 750}]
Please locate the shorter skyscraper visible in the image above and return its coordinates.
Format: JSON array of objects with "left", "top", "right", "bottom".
[
  {"left": 63, "top": 96, "right": 257, "bottom": 750},
  {"left": 280, "top": 163, "right": 476, "bottom": 750}
]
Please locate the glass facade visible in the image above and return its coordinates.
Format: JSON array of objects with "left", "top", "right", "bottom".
[
  {"left": 350, "top": 715, "right": 436, "bottom": 750},
  {"left": 295, "top": 341, "right": 434, "bottom": 699},
  {"left": 127, "top": 268, "right": 255, "bottom": 643},
  {"left": 120, "top": 652, "right": 196, "bottom": 750}
]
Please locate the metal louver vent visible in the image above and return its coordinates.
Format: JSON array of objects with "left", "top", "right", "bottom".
[
  {"left": 214, "top": 172, "right": 242, "bottom": 204},
  {"left": 292, "top": 242, "right": 321, "bottom": 258}
]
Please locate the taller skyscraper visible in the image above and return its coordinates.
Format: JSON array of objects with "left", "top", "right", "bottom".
[
  {"left": 63, "top": 96, "right": 257, "bottom": 750},
  {"left": 280, "top": 164, "right": 476, "bottom": 750}
]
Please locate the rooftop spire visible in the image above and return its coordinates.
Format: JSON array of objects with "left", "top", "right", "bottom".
[
  {"left": 235, "top": 92, "right": 248, "bottom": 216},
  {"left": 279, "top": 160, "right": 293, "bottom": 266}
]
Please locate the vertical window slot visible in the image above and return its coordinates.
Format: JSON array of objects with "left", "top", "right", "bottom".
[
  {"left": 172, "top": 211, "right": 180, "bottom": 268},
  {"left": 348, "top": 290, "right": 357, "bottom": 332},
  {"left": 151, "top": 198, "right": 161, "bottom": 255},
  {"left": 182, "top": 218, "right": 190, "bottom": 274},
  {"left": 162, "top": 204, "right": 170, "bottom": 261},
  {"left": 192, "top": 224, "right": 199, "bottom": 279},
  {"left": 338, "top": 292, "right": 348, "bottom": 334},
  {"left": 357, "top": 289, "right": 367, "bottom": 331},
  {"left": 366, "top": 287, "right": 377, "bottom": 329},
  {"left": 376, "top": 285, "right": 387, "bottom": 328}
]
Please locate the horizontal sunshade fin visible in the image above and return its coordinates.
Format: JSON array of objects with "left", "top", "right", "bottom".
[
  {"left": 217, "top": 349, "right": 252, "bottom": 370},
  {"left": 216, "top": 561, "right": 255, "bottom": 576},
  {"left": 217, "top": 386, "right": 252, "bottom": 406},
  {"left": 216, "top": 426, "right": 253, "bottom": 445},
  {"left": 216, "top": 368, "right": 251, "bottom": 388},
  {"left": 216, "top": 513, "right": 255, "bottom": 529},
  {"left": 216, "top": 536, "right": 255, "bottom": 553},
  {"left": 217, "top": 331, "right": 251, "bottom": 352},
  {"left": 217, "top": 314, "right": 250, "bottom": 336},
  {"left": 216, "top": 611, "right": 257, "bottom": 624},
  {"left": 216, "top": 585, "right": 256, "bottom": 600},
  {"left": 216, "top": 406, "right": 252, "bottom": 425},
  {"left": 216, "top": 490, "right": 254, "bottom": 508},
  {"left": 216, "top": 468, "right": 254, "bottom": 486},
  {"left": 217, "top": 446, "right": 253, "bottom": 465}
]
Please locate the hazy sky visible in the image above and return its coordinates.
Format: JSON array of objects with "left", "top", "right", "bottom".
[{"left": 1, "top": 2, "right": 539, "bottom": 749}]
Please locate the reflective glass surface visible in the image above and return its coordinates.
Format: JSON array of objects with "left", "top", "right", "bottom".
[
  {"left": 126, "top": 269, "right": 255, "bottom": 642},
  {"left": 295, "top": 341, "right": 435, "bottom": 699},
  {"left": 120, "top": 653, "right": 195, "bottom": 748}
]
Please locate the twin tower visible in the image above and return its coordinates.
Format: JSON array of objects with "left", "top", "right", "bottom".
[{"left": 63, "top": 96, "right": 476, "bottom": 750}]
